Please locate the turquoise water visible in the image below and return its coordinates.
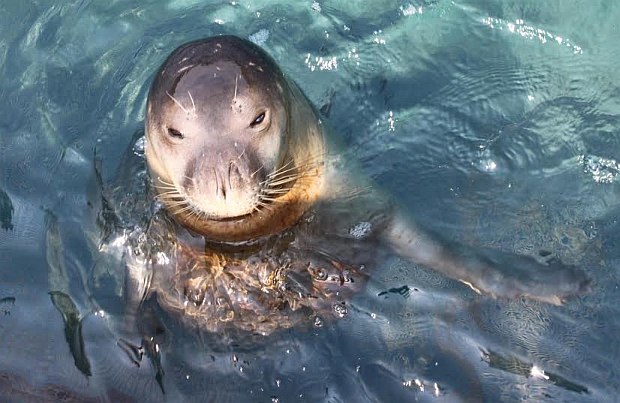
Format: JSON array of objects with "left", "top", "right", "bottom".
[{"left": 1, "top": 0, "right": 619, "bottom": 402}]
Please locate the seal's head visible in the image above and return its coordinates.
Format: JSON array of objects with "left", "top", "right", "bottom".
[{"left": 146, "top": 36, "right": 324, "bottom": 241}]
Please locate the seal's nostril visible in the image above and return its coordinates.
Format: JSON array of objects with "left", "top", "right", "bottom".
[{"left": 229, "top": 162, "right": 241, "bottom": 180}]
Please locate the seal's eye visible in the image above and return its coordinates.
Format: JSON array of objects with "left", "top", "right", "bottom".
[
  {"left": 249, "top": 112, "right": 266, "bottom": 128},
  {"left": 167, "top": 127, "right": 184, "bottom": 139}
]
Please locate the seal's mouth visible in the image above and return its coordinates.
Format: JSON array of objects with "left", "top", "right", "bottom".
[{"left": 210, "top": 211, "right": 256, "bottom": 222}]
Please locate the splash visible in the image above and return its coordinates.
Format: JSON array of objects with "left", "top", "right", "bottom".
[{"left": 579, "top": 154, "right": 620, "bottom": 184}]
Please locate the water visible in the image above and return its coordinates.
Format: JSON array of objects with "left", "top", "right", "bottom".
[{"left": 1, "top": 0, "right": 619, "bottom": 401}]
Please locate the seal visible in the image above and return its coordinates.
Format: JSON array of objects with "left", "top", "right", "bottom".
[{"left": 140, "top": 35, "right": 589, "bottom": 337}]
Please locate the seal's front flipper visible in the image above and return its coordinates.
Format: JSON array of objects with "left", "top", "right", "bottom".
[
  {"left": 446, "top": 246, "right": 591, "bottom": 305},
  {"left": 384, "top": 211, "right": 590, "bottom": 304}
]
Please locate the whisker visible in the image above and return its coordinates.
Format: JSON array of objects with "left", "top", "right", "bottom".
[
  {"left": 188, "top": 91, "right": 196, "bottom": 114},
  {"left": 168, "top": 204, "right": 189, "bottom": 211},
  {"left": 251, "top": 164, "right": 264, "bottom": 178},
  {"left": 265, "top": 176, "right": 302, "bottom": 187},
  {"left": 155, "top": 187, "right": 179, "bottom": 194},
  {"left": 155, "top": 177, "right": 181, "bottom": 190},
  {"left": 237, "top": 148, "right": 246, "bottom": 160},
  {"left": 192, "top": 208, "right": 202, "bottom": 226},
  {"left": 155, "top": 178, "right": 176, "bottom": 185},
  {"left": 175, "top": 205, "right": 196, "bottom": 215},
  {"left": 156, "top": 197, "right": 182, "bottom": 205},
  {"left": 268, "top": 155, "right": 323, "bottom": 179},
  {"left": 267, "top": 167, "right": 297, "bottom": 180},
  {"left": 261, "top": 189, "right": 289, "bottom": 194},
  {"left": 155, "top": 189, "right": 183, "bottom": 196},
  {"left": 259, "top": 174, "right": 298, "bottom": 186},
  {"left": 259, "top": 196, "right": 284, "bottom": 203},
  {"left": 155, "top": 193, "right": 178, "bottom": 201},
  {"left": 165, "top": 200, "right": 191, "bottom": 208},
  {"left": 233, "top": 74, "right": 239, "bottom": 102},
  {"left": 155, "top": 188, "right": 183, "bottom": 196},
  {"left": 154, "top": 192, "right": 171, "bottom": 199},
  {"left": 156, "top": 179, "right": 176, "bottom": 187},
  {"left": 166, "top": 91, "right": 189, "bottom": 114},
  {"left": 261, "top": 173, "right": 299, "bottom": 185},
  {"left": 267, "top": 159, "right": 295, "bottom": 178}
]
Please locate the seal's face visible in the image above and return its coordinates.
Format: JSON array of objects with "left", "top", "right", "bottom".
[{"left": 146, "top": 36, "right": 324, "bottom": 241}]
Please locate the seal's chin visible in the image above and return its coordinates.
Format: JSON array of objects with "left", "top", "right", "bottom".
[{"left": 207, "top": 211, "right": 255, "bottom": 222}]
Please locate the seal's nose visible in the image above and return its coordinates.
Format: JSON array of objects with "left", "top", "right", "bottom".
[
  {"left": 182, "top": 148, "right": 266, "bottom": 218},
  {"left": 194, "top": 160, "right": 244, "bottom": 201},
  {"left": 218, "top": 161, "right": 242, "bottom": 199}
]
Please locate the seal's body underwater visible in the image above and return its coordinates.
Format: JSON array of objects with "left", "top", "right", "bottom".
[{"left": 139, "top": 35, "right": 589, "bottom": 336}]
